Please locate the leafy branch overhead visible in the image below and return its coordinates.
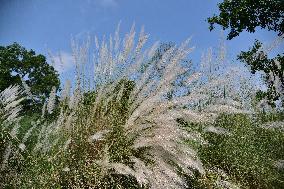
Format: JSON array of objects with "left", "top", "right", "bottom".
[
  {"left": 238, "top": 40, "right": 284, "bottom": 105},
  {"left": 208, "top": 0, "right": 284, "bottom": 106},
  {"left": 208, "top": 0, "right": 284, "bottom": 40}
]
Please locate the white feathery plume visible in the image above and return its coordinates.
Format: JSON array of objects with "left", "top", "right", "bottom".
[
  {"left": 63, "top": 138, "right": 72, "bottom": 151},
  {"left": 20, "top": 78, "right": 33, "bottom": 99},
  {"left": 95, "top": 35, "right": 100, "bottom": 50},
  {"left": 41, "top": 101, "right": 47, "bottom": 118},
  {"left": 260, "top": 121, "right": 284, "bottom": 131},
  {"left": 60, "top": 79, "right": 71, "bottom": 101},
  {"left": 47, "top": 86, "right": 56, "bottom": 114},
  {"left": 0, "top": 85, "right": 24, "bottom": 125},
  {"left": 114, "top": 21, "right": 121, "bottom": 52},
  {"left": 216, "top": 31, "right": 227, "bottom": 64},
  {"left": 68, "top": 84, "right": 81, "bottom": 109},
  {"left": 204, "top": 126, "right": 231, "bottom": 135},
  {"left": 88, "top": 130, "right": 110, "bottom": 142},
  {"left": 148, "top": 41, "right": 160, "bottom": 59},
  {"left": 133, "top": 26, "right": 149, "bottom": 59},
  {"left": 18, "top": 143, "right": 26, "bottom": 152},
  {"left": 22, "top": 122, "right": 37, "bottom": 143},
  {"left": 121, "top": 23, "right": 136, "bottom": 63},
  {"left": 274, "top": 160, "right": 284, "bottom": 170},
  {"left": 1, "top": 143, "right": 12, "bottom": 171},
  {"left": 10, "top": 120, "right": 21, "bottom": 139}
]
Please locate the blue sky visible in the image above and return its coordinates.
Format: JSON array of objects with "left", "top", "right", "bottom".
[{"left": 0, "top": 0, "right": 281, "bottom": 75}]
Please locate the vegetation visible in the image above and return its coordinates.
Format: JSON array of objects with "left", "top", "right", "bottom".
[
  {"left": 208, "top": 0, "right": 284, "bottom": 106},
  {"left": 0, "top": 25, "right": 283, "bottom": 189},
  {"left": 180, "top": 113, "right": 284, "bottom": 188},
  {"left": 0, "top": 43, "right": 60, "bottom": 111}
]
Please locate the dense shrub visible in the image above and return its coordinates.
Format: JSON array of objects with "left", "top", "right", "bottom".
[{"left": 194, "top": 114, "right": 284, "bottom": 188}]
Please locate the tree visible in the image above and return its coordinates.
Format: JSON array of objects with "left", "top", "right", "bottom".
[
  {"left": 208, "top": 0, "right": 284, "bottom": 106},
  {"left": 0, "top": 43, "right": 60, "bottom": 111}
]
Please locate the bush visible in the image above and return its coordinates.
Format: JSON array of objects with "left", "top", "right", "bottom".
[{"left": 197, "top": 114, "right": 284, "bottom": 188}]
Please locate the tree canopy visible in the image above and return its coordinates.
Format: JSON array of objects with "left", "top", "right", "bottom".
[
  {"left": 0, "top": 43, "right": 60, "bottom": 110},
  {"left": 208, "top": 0, "right": 284, "bottom": 106},
  {"left": 208, "top": 0, "right": 284, "bottom": 40}
]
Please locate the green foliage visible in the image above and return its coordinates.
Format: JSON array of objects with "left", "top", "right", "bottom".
[
  {"left": 238, "top": 41, "right": 284, "bottom": 105},
  {"left": 208, "top": 0, "right": 284, "bottom": 40},
  {"left": 0, "top": 43, "right": 60, "bottom": 111},
  {"left": 198, "top": 114, "right": 284, "bottom": 188},
  {"left": 208, "top": 0, "right": 284, "bottom": 106}
]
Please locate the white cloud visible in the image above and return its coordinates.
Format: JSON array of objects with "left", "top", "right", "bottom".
[{"left": 49, "top": 52, "right": 74, "bottom": 74}]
